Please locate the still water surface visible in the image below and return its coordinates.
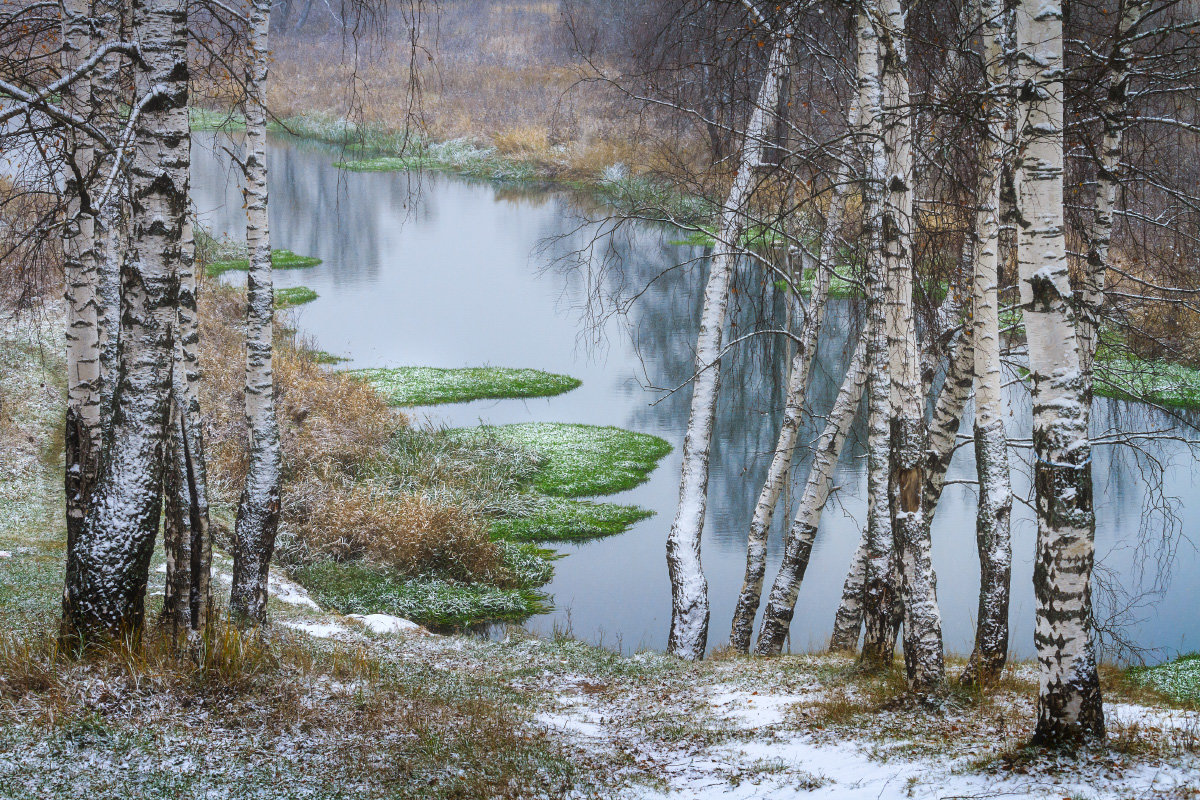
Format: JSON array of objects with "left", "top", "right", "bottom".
[{"left": 192, "top": 132, "right": 1200, "bottom": 662}]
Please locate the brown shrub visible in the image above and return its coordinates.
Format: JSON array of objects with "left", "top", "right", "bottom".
[
  {"left": 197, "top": 281, "right": 503, "bottom": 582},
  {"left": 284, "top": 480, "right": 503, "bottom": 582}
]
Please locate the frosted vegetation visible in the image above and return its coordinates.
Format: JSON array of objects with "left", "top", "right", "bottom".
[
  {"left": 205, "top": 248, "right": 322, "bottom": 278},
  {"left": 273, "top": 285, "right": 318, "bottom": 309},
  {"left": 348, "top": 366, "right": 581, "bottom": 406}
]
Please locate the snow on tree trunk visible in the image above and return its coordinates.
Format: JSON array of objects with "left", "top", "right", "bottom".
[
  {"left": 729, "top": 91, "right": 858, "bottom": 653},
  {"left": 1079, "top": 0, "right": 1146, "bottom": 384},
  {"left": 753, "top": 333, "right": 868, "bottom": 656},
  {"left": 231, "top": 0, "right": 282, "bottom": 624},
  {"left": 667, "top": 23, "right": 793, "bottom": 660},
  {"left": 829, "top": 532, "right": 868, "bottom": 652},
  {"left": 874, "top": 0, "right": 944, "bottom": 693},
  {"left": 162, "top": 219, "right": 213, "bottom": 635},
  {"left": 61, "top": 0, "right": 190, "bottom": 643},
  {"left": 960, "top": 0, "right": 1014, "bottom": 688},
  {"left": 61, "top": 0, "right": 102, "bottom": 563},
  {"left": 1014, "top": 0, "right": 1105, "bottom": 744}
]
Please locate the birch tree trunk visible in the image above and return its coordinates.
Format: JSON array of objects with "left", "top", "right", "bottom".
[
  {"left": 667, "top": 22, "right": 792, "bottom": 660},
  {"left": 1014, "top": 0, "right": 1104, "bottom": 744},
  {"left": 829, "top": 533, "right": 868, "bottom": 651},
  {"left": 961, "top": 0, "right": 1014, "bottom": 687},
  {"left": 753, "top": 333, "right": 868, "bottom": 655},
  {"left": 61, "top": 0, "right": 190, "bottom": 643},
  {"left": 873, "top": 0, "right": 944, "bottom": 692},
  {"left": 231, "top": 0, "right": 282, "bottom": 623},
  {"left": 162, "top": 219, "right": 213, "bottom": 636},
  {"left": 1079, "top": 0, "right": 1146, "bottom": 383},
  {"left": 61, "top": 0, "right": 103, "bottom": 565},
  {"left": 729, "top": 87, "right": 858, "bottom": 653}
]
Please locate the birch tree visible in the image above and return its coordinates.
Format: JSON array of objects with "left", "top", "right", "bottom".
[
  {"left": 667, "top": 9, "right": 793, "bottom": 660},
  {"left": 61, "top": 0, "right": 103, "bottom": 559},
  {"left": 960, "top": 0, "right": 1013, "bottom": 687},
  {"left": 872, "top": 0, "right": 944, "bottom": 691},
  {"left": 753, "top": 332, "right": 868, "bottom": 655},
  {"left": 729, "top": 68, "right": 858, "bottom": 654},
  {"left": 61, "top": 0, "right": 191, "bottom": 642},
  {"left": 231, "top": 0, "right": 283, "bottom": 623},
  {"left": 1014, "top": 0, "right": 1104, "bottom": 744}
]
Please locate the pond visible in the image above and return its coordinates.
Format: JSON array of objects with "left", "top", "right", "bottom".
[{"left": 191, "top": 132, "right": 1200, "bottom": 662}]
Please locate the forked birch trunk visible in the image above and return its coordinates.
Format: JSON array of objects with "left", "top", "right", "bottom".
[
  {"left": 752, "top": 333, "right": 868, "bottom": 655},
  {"left": 162, "top": 220, "right": 213, "bottom": 635},
  {"left": 961, "top": 0, "right": 1014, "bottom": 687},
  {"left": 667, "top": 22, "right": 793, "bottom": 660},
  {"left": 873, "top": 0, "right": 944, "bottom": 692},
  {"left": 61, "top": 0, "right": 190, "bottom": 643},
  {"left": 231, "top": 0, "right": 282, "bottom": 623},
  {"left": 1014, "top": 0, "right": 1104, "bottom": 744},
  {"left": 729, "top": 83, "right": 859, "bottom": 653}
]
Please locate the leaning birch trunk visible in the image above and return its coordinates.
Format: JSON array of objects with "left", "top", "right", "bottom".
[
  {"left": 667, "top": 23, "right": 792, "bottom": 660},
  {"left": 873, "top": 0, "right": 944, "bottom": 692},
  {"left": 61, "top": 0, "right": 190, "bottom": 643},
  {"left": 752, "top": 333, "right": 868, "bottom": 655},
  {"left": 960, "top": 0, "right": 1014, "bottom": 687},
  {"left": 61, "top": 0, "right": 103, "bottom": 565},
  {"left": 829, "top": 532, "right": 868, "bottom": 651},
  {"left": 162, "top": 220, "right": 213, "bottom": 636},
  {"left": 1079, "top": 0, "right": 1146, "bottom": 384},
  {"left": 231, "top": 0, "right": 282, "bottom": 623},
  {"left": 1014, "top": 0, "right": 1104, "bottom": 744},
  {"left": 729, "top": 91, "right": 855, "bottom": 653}
]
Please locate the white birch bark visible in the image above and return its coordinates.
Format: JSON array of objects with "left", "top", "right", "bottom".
[
  {"left": 1014, "top": 0, "right": 1104, "bottom": 743},
  {"left": 848, "top": 5, "right": 900, "bottom": 667},
  {"left": 753, "top": 333, "right": 868, "bottom": 655},
  {"left": 231, "top": 0, "right": 282, "bottom": 623},
  {"left": 1079, "top": 0, "right": 1147, "bottom": 382},
  {"left": 729, "top": 83, "right": 859, "bottom": 653},
  {"left": 62, "top": 0, "right": 191, "bottom": 642},
  {"left": 829, "top": 532, "right": 868, "bottom": 651},
  {"left": 162, "top": 219, "right": 213, "bottom": 635},
  {"left": 61, "top": 0, "right": 103, "bottom": 555},
  {"left": 667, "top": 21, "right": 793, "bottom": 660},
  {"left": 961, "top": 0, "right": 1014, "bottom": 687}
]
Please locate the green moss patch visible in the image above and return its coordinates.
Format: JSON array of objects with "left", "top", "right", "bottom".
[
  {"left": 206, "top": 249, "right": 322, "bottom": 278},
  {"left": 1129, "top": 654, "right": 1200, "bottom": 706},
  {"left": 451, "top": 423, "right": 672, "bottom": 498},
  {"left": 347, "top": 366, "right": 581, "bottom": 407},
  {"left": 491, "top": 496, "right": 654, "bottom": 542},
  {"left": 274, "top": 286, "right": 318, "bottom": 310},
  {"left": 294, "top": 560, "right": 548, "bottom": 628}
]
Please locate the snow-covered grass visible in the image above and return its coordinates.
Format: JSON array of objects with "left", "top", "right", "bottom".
[
  {"left": 490, "top": 495, "right": 655, "bottom": 542},
  {"left": 1129, "top": 653, "right": 1200, "bottom": 706},
  {"left": 450, "top": 423, "right": 672, "bottom": 498},
  {"left": 1095, "top": 355, "right": 1200, "bottom": 409},
  {"left": 205, "top": 248, "right": 323, "bottom": 278},
  {"left": 274, "top": 285, "right": 318, "bottom": 309},
  {"left": 347, "top": 366, "right": 581, "bottom": 407}
]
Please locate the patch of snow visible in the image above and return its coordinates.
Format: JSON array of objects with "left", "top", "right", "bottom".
[
  {"left": 0, "top": 551, "right": 12, "bottom": 558},
  {"left": 267, "top": 571, "right": 321, "bottom": 610},
  {"left": 347, "top": 613, "right": 426, "bottom": 635},
  {"left": 708, "top": 688, "right": 816, "bottom": 728}
]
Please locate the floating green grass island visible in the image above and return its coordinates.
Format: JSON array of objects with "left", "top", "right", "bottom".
[
  {"left": 207, "top": 249, "right": 323, "bottom": 278},
  {"left": 452, "top": 422, "right": 672, "bottom": 498},
  {"left": 1094, "top": 356, "right": 1200, "bottom": 410},
  {"left": 348, "top": 366, "right": 581, "bottom": 407},
  {"left": 274, "top": 286, "right": 318, "bottom": 309},
  {"left": 490, "top": 496, "right": 655, "bottom": 542}
]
